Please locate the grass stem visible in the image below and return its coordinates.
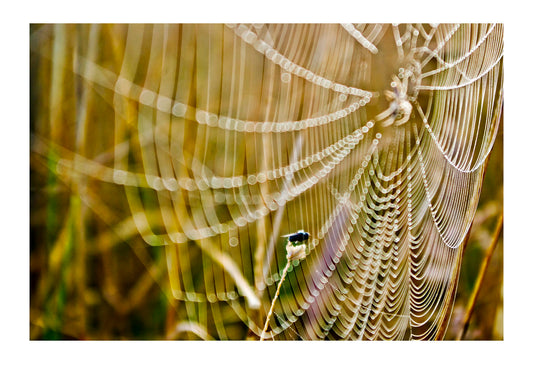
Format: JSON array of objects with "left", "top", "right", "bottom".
[
  {"left": 456, "top": 213, "right": 503, "bottom": 340},
  {"left": 260, "top": 260, "right": 291, "bottom": 341}
]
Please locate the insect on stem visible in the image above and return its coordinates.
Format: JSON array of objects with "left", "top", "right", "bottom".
[{"left": 260, "top": 232, "right": 309, "bottom": 341}]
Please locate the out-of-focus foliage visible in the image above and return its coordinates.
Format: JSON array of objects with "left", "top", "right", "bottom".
[{"left": 446, "top": 123, "right": 503, "bottom": 340}]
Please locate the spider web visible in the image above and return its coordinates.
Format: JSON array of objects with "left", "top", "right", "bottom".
[{"left": 30, "top": 23, "right": 503, "bottom": 340}]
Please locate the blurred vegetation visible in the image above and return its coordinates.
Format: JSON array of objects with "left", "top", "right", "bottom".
[
  {"left": 445, "top": 121, "right": 503, "bottom": 340},
  {"left": 30, "top": 24, "right": 503, "bottom": 340}
]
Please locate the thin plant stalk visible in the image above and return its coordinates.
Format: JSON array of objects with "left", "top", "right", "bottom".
[
  {"left": 456, "top": 213, "right": 503, "bottom": 340},
  {"left": 260, "top": 260, "right": 291, "bottom": 341}
]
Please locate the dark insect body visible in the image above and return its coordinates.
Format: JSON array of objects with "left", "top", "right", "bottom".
[{"left": 283, "top": 230, "right": 310, "bottom": 243}]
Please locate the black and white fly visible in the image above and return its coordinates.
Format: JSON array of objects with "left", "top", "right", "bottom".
[{"left": 282, "top": 230, "right": 310, "bottom": 244}]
